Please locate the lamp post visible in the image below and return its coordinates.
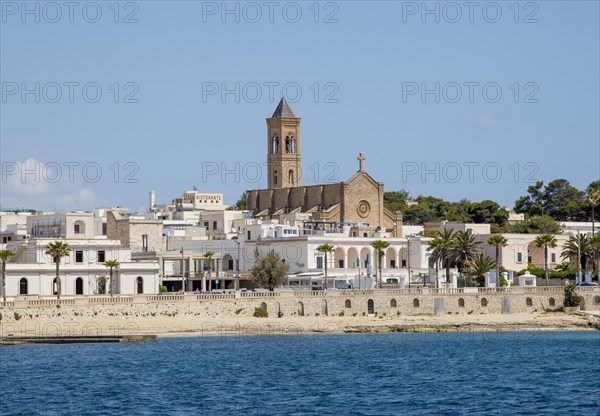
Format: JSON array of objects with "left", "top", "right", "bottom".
[
  {"left": 407, "top": 237, "right": 412, "bottom": 289},
  {"left": 180, "top": 247, "right": 185, "bottom": 293},
  {"left": 235, "top": 240, "right": 241, "bottom": 291},
  {"left": 357, "top": 256, "right": 361, "bottom": 289}
]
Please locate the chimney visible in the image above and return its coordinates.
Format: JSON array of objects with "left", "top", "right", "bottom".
[{"left": 149, "top": 191, "right": 156, "bottom": 211}]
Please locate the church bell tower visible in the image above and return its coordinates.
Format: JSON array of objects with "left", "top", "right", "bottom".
[{"left": 267, "top": 98, "right": 301, "bottom": 189}]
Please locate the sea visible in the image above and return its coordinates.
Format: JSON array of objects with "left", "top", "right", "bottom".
[{"left": 0, "top": 331, "right": 598, "bottom": 415}]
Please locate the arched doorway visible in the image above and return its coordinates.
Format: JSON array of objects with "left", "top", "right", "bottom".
[
  {"left": 75, "top": 277, "right": 84, "bottom": 295},
  {"left": 136, "top": 277, "right": 144, "bottom": 294},
  {"left": 223, "top": 254, "right": 234, "bottom": 271},
  {"left": 261, "top": 302, "right": 267, "bottom": 311},
  {"left": 297, "top": 301, "right": 304, "bottom": 316},
  {"left": 367, "top": 299, "right": 374, "bottom": 314},
  {"left": 19, "top": 278, "right": 28, "bottom": 295},
  {"left": 53, "top": 277, "right": 58, "bottom": 295},
  {"left": 321, "top": 300, "right": 328, "bottom": 316}
]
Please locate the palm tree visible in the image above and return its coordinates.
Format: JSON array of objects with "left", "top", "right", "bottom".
[
  {"left": 45, "top": 241, "right": 70, "bottom": 300},
  {"left": 535, "top": 234, "right": 557, "bottom": 287},
  {"left": 203, "top": 251, "right": 215, "bottom": 291},
  {"left": 451, "top": 230, "right": 481, "bottom": 273},
  {"left": 435, "top": 228, "right": 456, "bottom": 284},
  {"left": 465, "top": 253, "right": 495, "bottom": 287},
  {"left": 370, "top": 240, "right": 389, "bottom": 288},
  {"left": 487, "top": 235, "right": 507, "bottom": 287},
  {"left": 561, "top": 234, "right": 590, "bottom": 274},
  {"left": 0, "top": 249, "right": 15, "bottom": 302},
  {"left": 427, "top": 238, "right": 443, "bottom": 288},
  {"left": 316, "top": 244, "right": 335, "bottom": 290},
  {"left": 104, "top": 260, "right": 120, "bottom": 297}
]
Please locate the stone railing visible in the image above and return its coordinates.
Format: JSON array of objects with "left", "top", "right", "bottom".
[
  {"left": 88, "top": 297, "right": 134, "bottom": 304},
  {"left": 194, "top": 294, "right": 235, "bottom": 300},
  {"left": 240, "top": 292, "right": 282, "bottom": 298},
  {"left": 1, "top": 286, "right": 598, "bottom": 309},
  {"left": 27, "top": 299, "right": 75, "bottom": 307},
  {"left": 146, "top": 295, "right": 185, "bottom": 302}
]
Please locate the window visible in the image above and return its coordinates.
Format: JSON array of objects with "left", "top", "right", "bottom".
[
  {"left": 527, "top": 256, "right": 532, "bottom": 264},
  {"left": 102, "top": 223, "right": 107, "bottom": 235},
  {"left": 526, "top": 297, "right": 533, "bottom": 306},
  {"left": 481, "top": 298, "right": 488, "bottom": 307},
  {"left": 288, "top": 170, "right": 294, "bottom": 184},
  {"left": 549, "top": 297, "right": 556, "bottom": 307},
  {"left": 213, "top": 221, "right": 217, "bottom": 230},
  {"left": 363, "top": 233, "right": 368, "bottom": 237},
  {"left": 142, "top": 235, "right": 148, "bottom": 253},
  {"left": 551, "top": 253, "right": 556, "bottom": 263},
  {"left": 136, "top": 277, "right": 144, "bottom": 294},
  {"left": 75, "top": 250, "right": 83, "bottom": 263},
  {"left": 274, "top": 170, "right": 278, "bottom": 185},
  {"left": 247, "top": 230, "right": 251, "bottom": 240},
  {"left": 413, "top": 298, "right": 420, "bottom": 308},
  {"left": 74, "top": 223, "right": 80, "bottom": 233},
  {"left": 316, "top": 256, "right": 323, "bottom": 269},
  {"left": 338, "top": 260, "right": 344, "bottom": 268},
  {"left": 402, "top": 259, "right": 407, "bottom": 268},
  {"left": 345, "top": 299, "right": 352, "bottom": 308},
  {"left": 390, "top": 299, "right": 397, "bottom": 308},
  {"left": 204, "top": 222, "right": 209, "bottom": 228},
  {"left": 458, "top": 298, "right": 465, "bottom": 308},
  {"left": 19, "top": 278, "right": 28, "bottom": 295},
  {"left": 97, "top": 250, "right": 106, "bottom": 263},
  {"left": 517, "top": 252, "right": 523, "bottom": 262},
  {"left": 390, "top": 260, "right": 396, "bottom": 268}
]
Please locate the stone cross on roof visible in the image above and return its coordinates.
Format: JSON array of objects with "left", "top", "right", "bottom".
[{"left": 357, "top": 152, "right": 365, "bottom": 171}]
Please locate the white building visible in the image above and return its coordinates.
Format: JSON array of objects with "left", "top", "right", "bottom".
[{"left": 1, "top": 238, "right": 159, "bottom": 299}]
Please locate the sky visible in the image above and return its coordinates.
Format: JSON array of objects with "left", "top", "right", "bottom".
[{"left": 1, "top": 0, "right": 599, "bottom": 213}]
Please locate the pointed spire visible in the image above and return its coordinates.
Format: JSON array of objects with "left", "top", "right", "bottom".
[{"left": 272, "top": 97, "right": 295, "bottom": 117}]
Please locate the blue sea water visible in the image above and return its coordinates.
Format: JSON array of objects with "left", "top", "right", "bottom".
[{"left": 0, "top": 331, "right": 599, "bottom": 416}]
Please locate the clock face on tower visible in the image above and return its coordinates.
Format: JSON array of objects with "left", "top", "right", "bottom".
[{"left": 357, "top": 200, "right": 370, "bottom": 218}]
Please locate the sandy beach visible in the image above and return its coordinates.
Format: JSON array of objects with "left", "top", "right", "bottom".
[{"left": 2, "top": 311, "right": 598, "bottom": 339}]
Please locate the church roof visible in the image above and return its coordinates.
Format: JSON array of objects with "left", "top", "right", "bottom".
[{"left": 272, "top": 98, "right": 296, "bottom": 117}]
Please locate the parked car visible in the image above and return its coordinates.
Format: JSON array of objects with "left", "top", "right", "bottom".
[{"left": 576, "top": 282, "right": 598, "bottom": 286}]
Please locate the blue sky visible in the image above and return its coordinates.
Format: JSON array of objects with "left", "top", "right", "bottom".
[{"left": 1, "top": 0, "right": 599, "bottom": 212}]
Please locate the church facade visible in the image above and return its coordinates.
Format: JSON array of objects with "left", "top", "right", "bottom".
[{"left": 245, "top": 99, "right": 403, "bottom": 237}]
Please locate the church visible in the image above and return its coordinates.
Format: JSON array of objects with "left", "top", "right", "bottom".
[{"left": 245, "top": 98, "right": 403, "bottom": 237}]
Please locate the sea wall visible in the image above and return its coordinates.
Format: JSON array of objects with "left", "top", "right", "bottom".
[{"left": 1, "top": 288, "right": 598, "bottom": 322}]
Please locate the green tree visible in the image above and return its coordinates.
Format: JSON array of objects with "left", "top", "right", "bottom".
[
  {"left": 427, "top": 238, "right": 443, "bottom": 286},
  {"left": 451, "top": 230, "right": 481, "bottom": 272},
  {"left": 465, "top": 253, "right": 495, "bottom": 287},
  {"left": 435, "top": 228, "right": 456, "bottom": 283},
  {"left": 250, "top": 251, "right": 289, "bottom": 291},
  {"left": 45, "top": 241, "right": 70, "bottom": 300},
  {"left": 104, "top": 260, "right": 120, "bottom": 297},
  {"left": 561, "top": 234, "right": 590, "bottom": 272},
  {"left": 370, "top": 240, "right": 389, "bottom": 288},
  {"left": 202, "top": 251, "right": 215, "bottom": 291},
  {"left": 383, "top": 190, "right": 409, "bottom": 212},
  {"left": 535, "top": 234, "right": 557, "bottom": 287},
  {"left": 232, "top": 193, "right": 247, "bottom": 210},
  {"left": 487, "top": 235, "right": 507, "bottom": 285},
  {"left": 316, "top": 244, "right": 335, "bottom": 290},
  {"left": 509, "top": 215, "right": 561, "bottom": 234},
  {"left": 0, "top": 250, "right": 15, "bottom": 302}
]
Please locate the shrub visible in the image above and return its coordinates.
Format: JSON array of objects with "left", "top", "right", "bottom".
[
  {"left": 253, "top": 306, "right": 268, "bottom": 318},
  {"left": 56, "top": 304, "right": 61, "bottom": 309},
  {"left": 235, "top": 308, "right": 244, "bottom": 315},
  {"left": 0, "top": 312, "right": 2, "bottom": 321},
  {"left": 339, "top": 311, "right": 344, "bottom": 317},
  {"left": 14, "top": 312, "right": 21, "bottom": 321},
  {"left": 563, "top": 284, "right": 582, "bottom": 307},
  {"left": 159, "top": 285, "right": 168, "bottom": 293}
]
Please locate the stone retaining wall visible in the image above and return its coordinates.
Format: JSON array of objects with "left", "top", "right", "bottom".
[{"left": 1, "top": 291, "right": 598, "bottom": 322}]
